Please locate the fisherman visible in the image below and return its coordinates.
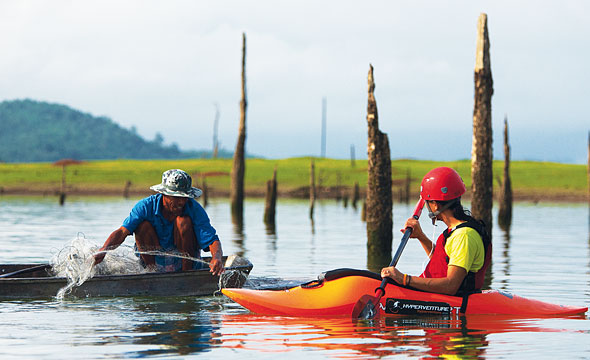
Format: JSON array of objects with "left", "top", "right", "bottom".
[
  {"left": 381, "top": 167, "right": 491, "bottom": 296},
  {"left": 94, "top": 169, "right": 224, "bottom": 275}
]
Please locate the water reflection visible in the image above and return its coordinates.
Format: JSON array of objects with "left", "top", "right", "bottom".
[
  {"left": 97, "top": 297, "right": 221, "bottom": 357},
  {"left": 232, "top": 223, "right": 246, "bottom": 258},
  {"left": 219, "top": 313, "right": 570, "bottom": 359}
]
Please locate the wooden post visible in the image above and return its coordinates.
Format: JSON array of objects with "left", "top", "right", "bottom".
[
  {"left": 59, "top": 164, "right": 66, "bottom": 205},
  {"left": 231, "top": 33, "right": 247, "bottom": 226},
  {"left": 365, "top": 64, "right": 393, "bottom": 266},
  {"left": 350, "top": 144, "right": 356, "bottom": 168},
  {"left": 264, "top": 168, "right": 278, "bottom": 226},
  {"left": 202, "top": 178, "right": 209, "bottom": 208},
  {"left": 352, "top": 181, "right": 360, "bottom": 210},
  {"left": 123, "top": 180, "right": 131, "bottom": 198},
  {"left": 471, "top": 13, "right": 494, "bottom": 236},
  {"left": 498, "top": 115, "right": 513, "bottom": 230},
  {"left": 336, "top": 172, "right": 342, "bottom": 202},
  {"left": 404, "top": 168, "right": 411, "bottom": 203},
  {"left": 310, "top": 159, "right": 316, "bottom": 220}
]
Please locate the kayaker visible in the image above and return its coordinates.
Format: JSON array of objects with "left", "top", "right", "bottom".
[
  {"left": 93, "top": 169, "right": 224, "bottom": 275},
  {"left": 381, "top": 167, "right": 491, "bottom": 296}
]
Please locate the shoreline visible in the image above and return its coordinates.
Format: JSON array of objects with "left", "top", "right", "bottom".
[{"left": 1, "top": 185, "right": 587, "bottom": 204}]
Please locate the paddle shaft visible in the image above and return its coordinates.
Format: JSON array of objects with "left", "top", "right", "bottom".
[{"left": 375, "top": 198, "right": 425, "bottom": 298}]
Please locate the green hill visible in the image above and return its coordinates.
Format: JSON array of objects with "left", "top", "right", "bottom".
[{"left": 0, "top": 99, "right": 231, "bottom": 162}]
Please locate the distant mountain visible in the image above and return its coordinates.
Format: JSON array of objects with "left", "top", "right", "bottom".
[{"left": 0, "top": 99, "right": 233, "bottom": 162}]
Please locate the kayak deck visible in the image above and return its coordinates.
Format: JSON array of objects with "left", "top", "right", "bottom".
[{"left": 222, "top": 268, "right": 587, "bottom": 317}]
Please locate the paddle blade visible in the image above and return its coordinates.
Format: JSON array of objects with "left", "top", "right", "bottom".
[{"left": 352, "top": 294, "right": 381, "bottom": 320}]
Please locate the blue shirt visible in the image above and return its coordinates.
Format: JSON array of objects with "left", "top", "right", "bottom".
[{"left": 122, "top": 194, "right": 219, "bottom": 271}]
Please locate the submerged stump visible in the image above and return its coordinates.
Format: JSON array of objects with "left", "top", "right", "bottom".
[{"left": 263, "top": 168, "right": 278, "bottom": 226}]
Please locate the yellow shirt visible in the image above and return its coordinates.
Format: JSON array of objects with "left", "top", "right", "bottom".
[{"left": 444, "top": 226, "right": 484, "bottom": 273}]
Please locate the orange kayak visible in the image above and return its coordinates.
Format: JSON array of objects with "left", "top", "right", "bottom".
[{"left": 222, "top": 268, "right": 587, "bottom": 317}]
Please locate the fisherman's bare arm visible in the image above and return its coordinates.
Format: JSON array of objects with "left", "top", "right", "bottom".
[
  {"left": 94, "top": 227, "right": 131, "bottom": 264},
  {"left": 208, "top": 240, "right": 224, "bottom": 276}
]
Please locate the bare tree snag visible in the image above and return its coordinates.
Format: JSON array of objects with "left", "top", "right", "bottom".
[
  {"left": 264, "top": 168, "right": 278, "bottom": 226},
  {"left": 366, "top": 64, "right": 393, "bottom": 266},
  {"left": 498, "top": 115, "right": 512, "bottom": 230},
  {"left": 213, "top": 103, "right": 220, "bottom": 158},
  {"left": 309, "top": 159, "right": 316, "bottom": 220},
  {"left": 231, "top": 33, "right": 247, "bottom": 225},
  {"left": 321, "top": 97, "right": 327, "bottom": 158},
  {"left": 471, "top": 13, "right": 494, "bottom": 236}
]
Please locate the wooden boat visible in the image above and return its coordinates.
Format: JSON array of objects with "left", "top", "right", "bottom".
[{"left": 0, "top": 256, "right": 252, "bottom": 299}]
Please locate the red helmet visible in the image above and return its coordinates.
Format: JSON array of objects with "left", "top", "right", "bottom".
[{"left": 420, "top": 167, "right": 466, "bottom": 201}]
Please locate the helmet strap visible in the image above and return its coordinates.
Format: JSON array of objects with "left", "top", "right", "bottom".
[{"left": 426, "top": 199, "right": 459, "bottom": 225}]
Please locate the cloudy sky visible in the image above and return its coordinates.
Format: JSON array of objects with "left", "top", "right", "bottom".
[{"left": 1, "top": 1, "right": 588, "bottom": 163}]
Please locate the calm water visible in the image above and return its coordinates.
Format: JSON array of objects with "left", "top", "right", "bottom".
[{"left": 0, "top": 196, "right": 589, "bottom": 359}]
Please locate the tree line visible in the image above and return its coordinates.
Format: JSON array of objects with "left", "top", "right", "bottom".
[{"left": 0, "top": 99, "right": 232, "bottom": 162}]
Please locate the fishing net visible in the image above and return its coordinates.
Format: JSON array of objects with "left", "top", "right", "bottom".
[{"left": 50, "top": 234, "right": 251, "bottom": 299}]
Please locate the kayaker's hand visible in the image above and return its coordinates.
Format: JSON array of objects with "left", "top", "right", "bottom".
[
  {"left": 209, "top": 255, "right": 224, "bottom": 276},
  {"left": 381, "top": 266, "right": 403, "bottom": 284},
  {"left": 402, "top": 217, "right": 424, "bottom": 239}
]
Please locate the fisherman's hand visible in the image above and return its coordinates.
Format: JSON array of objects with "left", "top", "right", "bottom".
[
  {"left": 209, "top": 254, "right": 224, "bottom": 276},
  {"left": 402, "top": 217, "right": 424, "bottom": 239},
  {"left": 93, "top": 250, "right": 106, "bottom": 265},
  {"left": 381, "top": 266, "right": 403, "bottom": 284}
]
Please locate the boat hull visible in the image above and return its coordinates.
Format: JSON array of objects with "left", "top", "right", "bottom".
[
  {"left": 222, "top": 268, "right": 587, "bottom": 317},
  {"left": 0, "top": 257, "right": 252, "bottom": 299}
]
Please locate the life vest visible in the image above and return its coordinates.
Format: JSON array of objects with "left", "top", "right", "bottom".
[{"left": 420, "top": 220, "right": 492, "bottom": 294}]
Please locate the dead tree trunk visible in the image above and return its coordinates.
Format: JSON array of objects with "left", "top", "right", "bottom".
[
  {"left": 471, "top": 13, "right": 494, "bottom": 236},
  {"left": 365, "top": 64, "right": 393, "bottom": 266},
  {"left": 309, "top": 159, "right": 316, "bottom": 220},
  {"left": 321, "top": 97, "right": 327, "bottom": 158},
  {"left": 213, "top": 103, "right": 220, "bottom": 159},
  {"left": 231, "top": 33, "right": 247, "bottom": 225},
  {"left": 264, "top": 168, "right": 278, "bottom": 226},
  {"left": 498, "top": 115, "right": 512, "bottom": 230}
]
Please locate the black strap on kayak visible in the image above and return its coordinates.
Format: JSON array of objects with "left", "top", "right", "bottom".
[{"left": 460, "top": 293, "right": 470, "bottom": 314}]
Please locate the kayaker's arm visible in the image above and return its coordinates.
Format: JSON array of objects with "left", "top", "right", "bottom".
[
  {"left": 94, "top": 226, "right": 131, "bottom": 265},
  {"left": 381, "top": 265, "right": 467, "bottom": 296},
  {"left": 402, "top": 217, "right": 433, "bottom": 256}
]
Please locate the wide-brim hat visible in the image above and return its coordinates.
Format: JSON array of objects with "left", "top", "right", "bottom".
[{"left": 150, "top": 169, "right": 202, "bottom": 198}]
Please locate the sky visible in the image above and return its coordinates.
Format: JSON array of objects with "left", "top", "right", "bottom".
[{"left": 0, "top": 1, "right": 588, "bottom": 163}]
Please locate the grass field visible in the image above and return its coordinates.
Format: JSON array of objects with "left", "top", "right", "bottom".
[{"left": 0, "top": 158, "right": 587, "bottom": 202}]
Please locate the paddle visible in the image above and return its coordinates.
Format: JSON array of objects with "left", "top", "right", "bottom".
[
  {"left": 0, "top": 264, "right": 51, "bottom": 278},
  {"left": 352, "top": 198, "right": 425, "bottom": 319}
]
